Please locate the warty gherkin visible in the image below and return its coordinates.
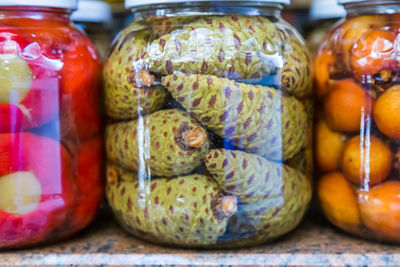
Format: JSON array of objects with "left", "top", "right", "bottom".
[
  {"left": 287, "top": 98, "right": 313, "bottom": 179},
  {"left": 146, "top": 15, "right": 283, "bottom": 79},
  {"left": 103, "top": 29, "right": 168, "bottom": 120},
  {"left": 204, "top": 149, "right": 311, "bottom": 243},
  {"left": 145, "top": 16, "right": 193, "bottom": 36},
  {"left": 105, "top": 109, "right": 210, "bottom": 177},
  {"left": 162, "top": 73, "right": 307, "bottom": 161},
  {"left": 106, "top": 164, "right": 237, "bottom": 247},
  {"left": 278, "top": 25, "right": 313, "bottom": 99}
]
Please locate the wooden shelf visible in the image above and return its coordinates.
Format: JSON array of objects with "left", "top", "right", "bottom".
[{"left": 2, "top": 209, "right": 400, "bottom": 266}]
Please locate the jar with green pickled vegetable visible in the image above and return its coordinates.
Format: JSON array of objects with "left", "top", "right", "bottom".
[{"left": 104, "top": 0, "right": 313, "bottom": 248}]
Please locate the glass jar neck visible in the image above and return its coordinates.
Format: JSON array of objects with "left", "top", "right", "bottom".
[
  {"left": 344, "top": 1, "right": 400, "bottom": 17},
  {"left": 0, "top": 6, "right": 71, "bottom": 23},
  {"left": 131, "top": 2, "right": 283, "bottom": 20}
]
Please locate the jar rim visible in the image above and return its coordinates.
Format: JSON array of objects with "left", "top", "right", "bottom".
[
  {"left": 125, "top": 0, "right": 290, "bottom": 9},
  {"left": 339, "top": 0, "right": 400, "bottom": 5},
  {"left": 0, "top": 0, "right": 77, "bottom": 9}
]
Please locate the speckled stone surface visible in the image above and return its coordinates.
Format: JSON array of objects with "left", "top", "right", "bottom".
[{"left": 1, "top": 209, "right": 400, "bottom": 266}]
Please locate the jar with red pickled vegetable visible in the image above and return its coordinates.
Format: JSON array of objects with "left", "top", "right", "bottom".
[
  {"left": 315, "top": 0, "right": 400, "bottom": 243},
  {"left": 0, "top": 0, "right": 103, "bottom": 248}
]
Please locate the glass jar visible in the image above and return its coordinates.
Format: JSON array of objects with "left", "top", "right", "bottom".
[
  {"left": 315, "top": 0, "right": 400, "bottom": 243},
  {"left": 104, "top": 0, "right": 313, "bottom": 248},
  {"left": 72, "top": 0, "right": 112, "bottom": 61},
  {"left": 0, "top": 0, "right": 103, "bottom": 248}
]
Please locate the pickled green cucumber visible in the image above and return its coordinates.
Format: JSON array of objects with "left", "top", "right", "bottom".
[
  {"left": 146, "top": 16, "right": 282, "bottom": 79},
  {"left": 278, "top": 24, "right": 313, "bottom": 98},
  {"left": 105, "top": 109, "right": 210, "bottom": 177},
  {"left": 106, "top": 164, "right": 237, "bottom": 246},
  {"left": 162, "top": 73, "right": 307, "bottom": 161},
  {"left": 104, "top": 30, "right": 168, "bottom": 120},
  {"left": 205, "top": 149, "right": 311, "bottom": 242}
]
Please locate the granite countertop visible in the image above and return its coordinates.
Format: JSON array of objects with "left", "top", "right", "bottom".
[{"left": 1, "top": 209, "right": 400, "bottom": 266}]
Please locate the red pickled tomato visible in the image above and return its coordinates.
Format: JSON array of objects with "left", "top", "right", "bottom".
[
  {"left": 315, "top": 48, "right": 335, "bottom": 99},
  {"left": 69, "top": 137, "right": 103, "bottom": 232},
  {"left": 0, "top": 28, "right": 29, "bottom": 54},
  {"left": 1, "top": 18, "right": 73, "bottom": 58},
  {"left": 0, "top": 27, "right": 61, "bottom": 132},
  {"left": 0, "top": 133, "right": 75, "bottom": 248},
  {"left": 350, "top": 29, "right": 398, "bottom": 81},
  {"left": 61, "top": 36, "right": 101, "bottom": 141}
]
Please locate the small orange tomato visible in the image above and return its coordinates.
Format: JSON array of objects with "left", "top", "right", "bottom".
[
  {"left": 333, "top": 15, "right": 387, "bottom": 71},
  {"left": 359, "top": 181, "right": 400, "bottom": 241},
  {"left": 374, "top": 85, "right": 400, "bottom": 139},
  {"left": 315, "top": 49, "right": 335, "bottom": 99},
  {"left": 341, "top": 135, "right": 392, "bottom": 186},
  {"left": 324, "top": 79, "right": 374, "bottom": 132},
  {"left": 350, "top": 29, "right": 397, "bottom": 81},
  {"left": 315, "top": 119, "right": 348, "bottom": 172},
  {"left": 318, "top": 172, "right": 362, "bottom": 234},
  {"left": 339, "top": 15, "right": 387, "bottom": 53}
]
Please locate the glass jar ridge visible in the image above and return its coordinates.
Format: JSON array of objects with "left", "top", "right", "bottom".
[
  {"left": 340, "top": 0, "right": 400, "bottom": 16},
  {"left": 125, "top": 0, "right": 290, "bottom": 10}
]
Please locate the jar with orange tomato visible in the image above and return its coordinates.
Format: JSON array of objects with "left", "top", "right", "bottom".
[{"left": 315, "top": 0, "right": 400, "bottom": 242}]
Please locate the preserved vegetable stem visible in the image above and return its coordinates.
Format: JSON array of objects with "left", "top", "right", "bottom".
[{"left": 181, "top": 127, "right": 207, "bottom": 147}]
